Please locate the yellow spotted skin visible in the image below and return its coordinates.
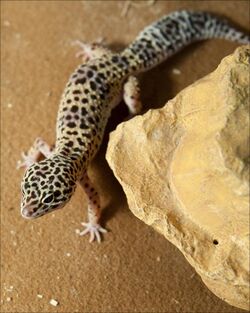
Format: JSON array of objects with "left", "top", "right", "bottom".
[
  {"left": 55, "top": 54, "right": 126, "bottom": 167},
  {"left": 19, "top": 10, "right": 249, "bottom": 241}
]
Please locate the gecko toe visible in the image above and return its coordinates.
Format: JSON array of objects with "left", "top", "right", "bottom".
[{"left": 78, "top": 222, "right": 107, "bottom": 243}]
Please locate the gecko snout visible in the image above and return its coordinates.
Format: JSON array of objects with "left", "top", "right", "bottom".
[{"left": 21, "top": 205, "right": 36, "bottom": 219}]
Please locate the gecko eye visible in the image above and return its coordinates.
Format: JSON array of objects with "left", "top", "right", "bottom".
[{"left": 42, "top": 194, "right": 54, "bottom": 204}]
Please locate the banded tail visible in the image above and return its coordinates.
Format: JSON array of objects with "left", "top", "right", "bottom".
[{"left": 121, "top": 10, "right": 250, "bottom": 73}]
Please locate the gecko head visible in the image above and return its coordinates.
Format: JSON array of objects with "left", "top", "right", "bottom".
[{"left": 20, "top": 156, "right": 77, "bottom": 219}]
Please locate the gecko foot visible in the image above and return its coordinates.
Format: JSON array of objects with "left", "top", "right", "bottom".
[
  {"left": 78, "top": 222, "right": 107, "bottom": 243},
  {"left": 72, "top": 38, "right": 108, "bottom": 62},
  {"left": 17, "top": 151, "right": 38, "bottom": 169},
  {"left": 17, "top": 137, "right": 53, "bottom": 170}
]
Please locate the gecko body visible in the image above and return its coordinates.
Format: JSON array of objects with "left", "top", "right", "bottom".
[{"left": 19, "top": 10, "right": 249, "bottom": 242}]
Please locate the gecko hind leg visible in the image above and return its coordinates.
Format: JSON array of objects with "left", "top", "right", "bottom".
[
  {"left": 123, "top": 75, "right": 142, "bottom": 116},
  {"left": 78, "top": 172, "right": 107, "bottom": 243},
  {"left": 17, "top": 137, "right": 53, "bottom": 169},
  {"left": 72, "top": 38, "right": 112, "bottom": 62}
]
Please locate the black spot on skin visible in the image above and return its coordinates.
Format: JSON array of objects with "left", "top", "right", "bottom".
[
  {"left": 54, "top": 168, "right": 60, "bottom": 175},
  {"left": 54, "top": 190, "right": 61, "bottom": 197},
  {"left": 30, "top": 176, "right": 38, "bottom": 182},
  {"left": 55, "top": 182, "right": 61, "bottom": 188},
  {"left": 87, "top": 71, "right": 93, "bottom": 78},
  {"left": 82, "top": 133, "right": 91, "bottom": 139},
  {"left": 80, "top": 123, "right": 88, "bottom": 130},
  {"left": 90, "top": 95, "right": 97, "bottom": 100},
  {"left": 77, "top": 69, "right": 84, "bottom": 74},
  {"left": 75, "top": 77, "right": 86, "bottom": 85},
  {"left": 63, "top": 148, "right": 70, "bottom": 153},
  {"left": 66, "top": 99, "right": 72, "bottom": 104},
  {"left": 74, "top": 96, "right": 80, "bottom": 101},
  {"left": 49, "top": 175, "right": 55, "bottom": 182},
  {"left": 73, "top": 147, "right": 82, "bottom": 153},
  {"left": 87, "top": 117, "right": 95, "bottom": 124},
  {"left": 77, "top": 137, "right": 85, "bottom": 145},
  {"left": 121, "top": 56, "right": 129, "bottom": 64},
  {"left": 98, "top": 73, "right": 105, "bottom": 79},
  {"left": 72, "top": 90, "right": 81, "bottom": 94},
  {"left": 84, "top": 89, "right": 90, "bottom": 94},
  {"left": 96, "top": 77, "right": 102, "bottom": 85},
  {"left": 71, "top": 105, "right": 78, "bottom": 113},
  {"left": 67, "top": 122, "right": 76, "bottom": 128},
  {"left": 90, "top": 105, "right": 96, "bottom": 112},
  {"left": 90, "top": 65, "right": 97, "bottom": 71},
  {"left": 66, "top": 115, "right": 71, "bottom": 120},
  {"left": 67, "top": 131, "right": 78, "bottom": 135},
  {"left": 36, "top": 171, "right": 46, "bottom": 178},
  {"left": 58, "top": 175, "right": 65, "bottom": 184},
  {"left": 65, "top": 141, "right": 74, "bottom": 147},
  {"left": 82, "top": 98, "right": 88, "bottom": 104},
  {"left": 99, "top": 63, "right": 105, "bottom": 68},
  {"left": 42, "top": 166, "right": 49, "bottom": 171},
  {"left": 90, "top": 81, "right": 97, "bottom": 91},
  {"left": 112, "top": 56, "right": 119, "bottom": 62},
  {"left": 81, "top": 107, "right": 87, "bottom": 115}
]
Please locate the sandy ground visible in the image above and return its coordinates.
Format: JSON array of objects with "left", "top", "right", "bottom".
[{"left": 1, "top": 1, "right": 249, "bottom": 312}]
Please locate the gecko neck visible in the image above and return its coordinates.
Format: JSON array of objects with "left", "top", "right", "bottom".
[{"left": 51, "top": 149, "right": 86, "bottom": 180}]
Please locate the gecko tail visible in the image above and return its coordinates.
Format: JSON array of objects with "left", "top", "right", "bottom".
[
  {"left": 200, "top": 12, "right": 250, "bottom": 44},
  {"left": 122, "top": 10, "right": 249, "bottom": 74}
]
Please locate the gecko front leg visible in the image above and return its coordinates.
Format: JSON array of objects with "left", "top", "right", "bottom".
[
  {"left": 78, "top": 172, "right": 107, "bottom": 243},
  {"left": 17, "top": 137, "right": 53, "bottom": 169},
  {"left": 72, "top": 39, "right": 111, "bottom": 62},
  {"left": 123, "top": 75, "right": 142, "bottom": 116}
]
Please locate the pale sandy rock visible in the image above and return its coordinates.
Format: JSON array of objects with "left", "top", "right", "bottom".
[{"left": 106, "top": 46, "right": 250, "bottom": 310}]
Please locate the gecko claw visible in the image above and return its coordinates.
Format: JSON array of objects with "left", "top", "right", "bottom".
[{"left": 78, "top": 222, "right": 107, "bottom": 243}]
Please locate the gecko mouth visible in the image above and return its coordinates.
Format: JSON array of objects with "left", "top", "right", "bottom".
[{"left": 21, "top": 201, "right": 68, "bottom": 219}]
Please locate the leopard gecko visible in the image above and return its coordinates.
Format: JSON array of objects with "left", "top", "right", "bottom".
[{"left": 18, "top": 10, "right": 249, "bottom": 243}]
